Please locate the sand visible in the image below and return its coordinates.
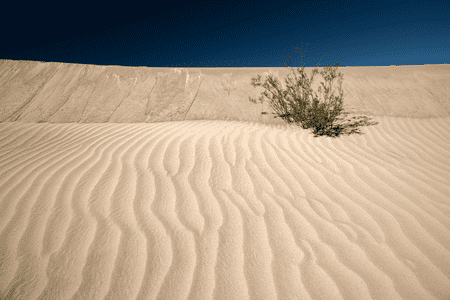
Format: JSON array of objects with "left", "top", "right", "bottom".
[{"left": 1, "top": 116, "right": 449, "bottom": 300}]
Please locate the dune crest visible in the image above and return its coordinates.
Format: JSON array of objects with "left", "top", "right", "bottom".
[
  {"left": 1, "top": 117, "right": 450, "bottom": 300},
  {"left": 1, "top": 60, "right": 450, "bottom": 124}
]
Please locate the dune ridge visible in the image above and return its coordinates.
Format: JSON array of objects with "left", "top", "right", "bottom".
[
  {"left": 1, "top": 117, "right": 450, "bottom": 300},
  {"left": 1, "top": 60, "right": 449, "bottom": 124}
]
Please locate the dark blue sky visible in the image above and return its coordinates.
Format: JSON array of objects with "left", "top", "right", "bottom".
[{"left": 2, "top": 0, "right": 449, "bottom": 67}]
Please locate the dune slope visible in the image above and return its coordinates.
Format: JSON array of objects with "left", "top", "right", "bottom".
[{"left": 1, "top": 117, "right": 450, "bottom": 300}]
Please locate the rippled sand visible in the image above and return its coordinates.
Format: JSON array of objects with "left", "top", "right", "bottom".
[{"left": 1, "top": 117, "right": 450, "bottom": 299}]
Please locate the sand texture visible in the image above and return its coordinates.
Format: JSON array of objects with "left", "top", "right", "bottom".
[
  {"left": 1, "top": 116, "right": 450, "bottom": 300},
  {"left": 1, "top": 61, "right": 450, "bottom": 299}
]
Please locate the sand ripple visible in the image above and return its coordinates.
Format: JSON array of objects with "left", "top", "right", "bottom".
[{"left": 1, "top": 117, "right": 449, "bottom": 300}]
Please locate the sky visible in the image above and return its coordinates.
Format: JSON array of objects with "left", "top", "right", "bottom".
[{"left": 2, "top": 0, "right": 449, "bottom": 68}]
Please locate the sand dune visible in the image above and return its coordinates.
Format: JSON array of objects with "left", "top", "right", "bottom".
[
  {"left": 1, "top": 60, "right": 450, "bottom": 123},
  {"left": 1, "top": 116, "right": 449, "bottom": 300}
]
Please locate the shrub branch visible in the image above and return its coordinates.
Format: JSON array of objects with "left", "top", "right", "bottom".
[{"left": 249, "top": 53, "right": 379, "bottom": 138}]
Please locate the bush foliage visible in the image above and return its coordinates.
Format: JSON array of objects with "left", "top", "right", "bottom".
[{"left": 248, "top": 50, "right": 379, "bottom": 138}]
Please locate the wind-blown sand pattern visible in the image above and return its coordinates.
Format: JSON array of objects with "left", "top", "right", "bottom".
[{"left": 1, "top": 116, "right": 450, "bottom": 300}]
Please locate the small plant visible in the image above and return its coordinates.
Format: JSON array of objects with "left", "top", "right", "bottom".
[{"left": 248, "top": 45, "right": 378, "bottom": 137}]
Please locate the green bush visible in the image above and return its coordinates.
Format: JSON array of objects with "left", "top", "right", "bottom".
[{"left": 248, "top": 49, "right": 379, "bottom": 138}]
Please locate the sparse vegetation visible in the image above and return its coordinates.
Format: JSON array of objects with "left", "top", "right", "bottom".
[{"left": 248, "top": 45, "right": 379, "bottom": 137}]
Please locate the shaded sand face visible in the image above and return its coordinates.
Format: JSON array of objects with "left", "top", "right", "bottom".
[
  {"left": 1, "top": 60, "right": 450, "bottom": 123},
  {"left": 1, "top": 116, "right": 450, "bottom": 300}
]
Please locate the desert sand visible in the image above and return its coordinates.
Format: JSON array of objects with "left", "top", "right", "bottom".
[{"left": 0, "top": 61, "right": 450, "bottom": 300}]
